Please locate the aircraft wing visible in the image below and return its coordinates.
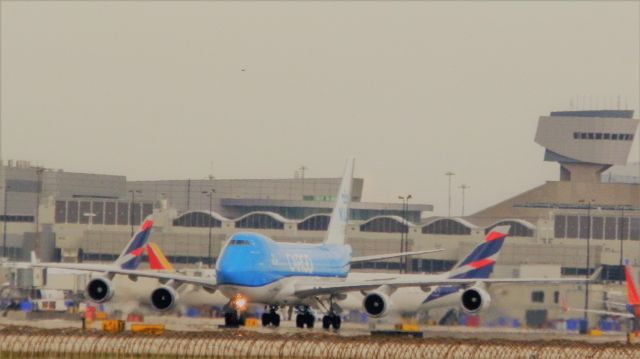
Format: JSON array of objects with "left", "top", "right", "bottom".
[
  {"left": 350, "top": 249, "right": 445, "bottom": 264},
  {"left": 294, "top": 269, "right": 600, "bottom": 298},
  {"left": 564, "top": 307, "right": 634, "bottom": 319},
  {"left": 31, "top": 262, "right": 217, "bottom": 290}
]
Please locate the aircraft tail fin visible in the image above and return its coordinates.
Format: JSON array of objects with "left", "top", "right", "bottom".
[
  {"left": 624, "top": 261, "right": 640, "bottom": 306},
  {"left": 114, "top": 216, "right": 153, "bottom": 270},
  {"left": 146, "top": 242, "right": 174, "bottom": 271},
  {"left": 324, "top": 157, "right": 355, "bottom": 245},
  {"left": 447, "top": 225, "right": 510, "bottom": 279}
]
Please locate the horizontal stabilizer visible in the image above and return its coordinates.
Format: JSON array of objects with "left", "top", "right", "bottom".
[{"left": 349, "top": 249, "right": 444, "bottom": 264}]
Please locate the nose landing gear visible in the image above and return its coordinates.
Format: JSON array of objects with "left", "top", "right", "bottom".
[{"left": 224, "top": 311, "right": 246, "bottom": 327}]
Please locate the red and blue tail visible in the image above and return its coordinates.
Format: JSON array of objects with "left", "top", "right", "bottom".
[
  {"left": 114, "top": 216, "right": 153, "bottom": 270},
  {"left": 447, "top": 225, "right": 509, "bottom": 279}
]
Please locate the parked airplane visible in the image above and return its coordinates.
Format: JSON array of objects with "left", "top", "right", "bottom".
[
  {"left": 563, "top": 262, "right": 638, "bottom": 320},
  {"left": 32, "top": 216, "right": 153, "bottom": 275},
  {"left": 32, "top": 158, "right": 598, "bottom": 330},
  {"left": 335, "top": 223, "right": 510, "bottom": 321}
]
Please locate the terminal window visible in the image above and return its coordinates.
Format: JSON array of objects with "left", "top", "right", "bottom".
[
  {"left": 555, "top": 215, "right": 640, "bottom": 240},
  {"left": 573, "top": 132, "right": 634, "bottom": 141},
  {"left": 531, "top": 291, "right": 544, "bottom": 303}
]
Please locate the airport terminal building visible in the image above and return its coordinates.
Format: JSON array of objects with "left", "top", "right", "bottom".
[{"left": 1, "top": 109, "right": 639, "bottom": 326}]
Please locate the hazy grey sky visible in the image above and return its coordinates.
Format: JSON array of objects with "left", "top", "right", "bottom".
[{"left": 1, "top": 1, "right": 638, "bottom": 216}]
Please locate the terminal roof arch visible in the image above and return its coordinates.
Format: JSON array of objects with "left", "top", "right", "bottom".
[
  {"left": 485, "top": 219, "right": 536, "bottom": 237},
  {"left": 173, "top": 210, "right": 228, "bottom": 228},
  {"left": 359, "top": 215, "right": 415, "bottom": 233},
  {"left": 297, "top": 214, "right": 331, "bottom": 231},
  {"left": 234, "top": 211, "right": 291, "bottom": 230},
  {"left": 421, "top": 217, "right": 476, "bottom": 235}
]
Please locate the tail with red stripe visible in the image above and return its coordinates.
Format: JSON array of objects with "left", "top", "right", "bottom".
[
  {"left": 114, "top": 216, "right": 153, "bottom": 270},
  {"left": 447, "top": 225, "right": 509, "bottom": 279}
]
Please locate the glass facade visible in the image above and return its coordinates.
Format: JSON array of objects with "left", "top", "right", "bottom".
[
  {"left": 173, "top": 212, "right": 222, "bottom": 228},
  {"left": 116, "top": 202, "right": 128, "bottom": 225},
  {"left": 105, "top": 202, "right": 116, "bottom": 225},
  {"left": 555, "top": 215, "right": 640, "bottom": 240},
  {"left": 573, "top": 132, "right": 634, "bottom": 141},
  {"left": 92, "top": 202, "right": 104, "bottom": 225},
  {"left": 0, "top": 215, "right": 34, "bottom": 223},
  {"left": 531, "top": 291, "right": 544, "bottom": 303},
  {"left": 224, "top": 205, "right": 421, "bottom": 222},
  {"left": 360, "top": 217, "right": 407, "bottom": 233},
  {"left": 297, "top": 215, "right": 330, "bottom": 231},
  {"left": 412, "top": 258, "right": 456, "bottom": 273},
  {"left": 485, "top": 221, "right": 534, "bottom": 237},
  {"left": 422, "top": 219, "right": 472, "bottom": 235},
  {"left": 54, "top": 200, "right": 154, "bottom": 226},
  {"left": 67, "top": 201, "right": 78, "bottom": 224},
  {"left": 235, "top": 214, "right": 285, "bottom": 230}
]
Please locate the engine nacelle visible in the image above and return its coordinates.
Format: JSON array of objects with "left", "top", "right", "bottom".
[
  {"left": 363, "top": 292, "right": 393, "bottom": 318},
  {"left": 150, "top": 286, "right": 179, "bottom": 312},
  {"left": 86, "top": 277, "right": 114, "bottom": 303},
  {"left": 460, "top": 287, "right": 491, "bottom": 314}
]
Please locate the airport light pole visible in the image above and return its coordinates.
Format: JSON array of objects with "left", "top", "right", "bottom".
[
  {"left": 445, "top": 172, "right": 455, "bottom": 217},
  {"left": 618, "top": 206, "right": 631, "bottom": 284},
  {"left": 202, "top": 189, "right": 216, "bottom": 268},
  {"left": 2, "top": 186, "right": 8, "bottom": 258},
  {"left": 579, "top": 198, "right": 595, "bottom": 331},
  {"left": 398, "top": 194, "right": 412, "bottom": 273},
  {"left": 459, "top": 184, "right": 469, "bottom": 216},
  {"left": 128, "top": 190, "right": 142, "bottom": 237}
]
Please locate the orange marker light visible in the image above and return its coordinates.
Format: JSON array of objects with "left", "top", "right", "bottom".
[{"left": 232, "top": 294, "right": 248, "bottom": 311}]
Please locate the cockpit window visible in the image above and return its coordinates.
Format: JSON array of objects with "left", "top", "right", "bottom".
[{"left": 229, "top": 239, "right": 251, "bottom": 246}]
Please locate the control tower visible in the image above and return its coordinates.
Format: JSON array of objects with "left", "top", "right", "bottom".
[{"left": 535, "top": 110, "right": 639, "bottom": 182}]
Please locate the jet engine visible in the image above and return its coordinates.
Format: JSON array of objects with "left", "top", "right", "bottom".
[
  {"left": 86, "top": 277, "right": 114, "bottom": 303},
  {"left": 460, "top": 286, "right": 491, "bottom": 314},
  {"left": 150, "top": 286, "right": 179, "bottom": 312},
  {"left": 363, "top": 292, "right": 393, "bottom": 318}
]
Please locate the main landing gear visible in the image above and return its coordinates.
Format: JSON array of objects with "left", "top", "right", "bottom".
[
  {"left": 322, "top": 313, "right": 341, "bottom": 330},
  {"left": 261, "top": 306, "right": 281, "bottom": 327},
  {"left": 295, "top": 306, "right": 315, "bottom": 328},
  {"left": 322, "top": 296, "right": 341, "bottom": 330}
]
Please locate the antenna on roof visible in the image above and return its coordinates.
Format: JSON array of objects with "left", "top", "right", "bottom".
[
  {"left": 298, "top": 165, "right": 307, "bottom": 180},
  {"left": 208, "top": 161, "right": 215, "bottom": 180}
]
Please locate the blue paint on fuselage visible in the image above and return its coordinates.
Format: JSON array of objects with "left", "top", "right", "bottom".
[
  {"left": 423, "top": 286, "right": 459, "bottom": 303},
  {"left": 216, "top": 232, "right": 351, "bottom": 287},
  {"left": 626, "top": 304, "right": 634, "bottom": 315}
]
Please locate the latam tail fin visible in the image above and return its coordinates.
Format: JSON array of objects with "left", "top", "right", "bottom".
[
  {"left": 146, "top": 242, "right": 174, "bottom": 271},
  {"left": 324, "top": 157, "right": 355, "bottom": 245},
  {"left": 624, "top": 262, "right": 640, "bottom": 306},
  {"left": 114, "top": 216, "right": 153, "bottom": 270},
  {"left": 447, "top": 225, "right": 510, "bottom": 279}
]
